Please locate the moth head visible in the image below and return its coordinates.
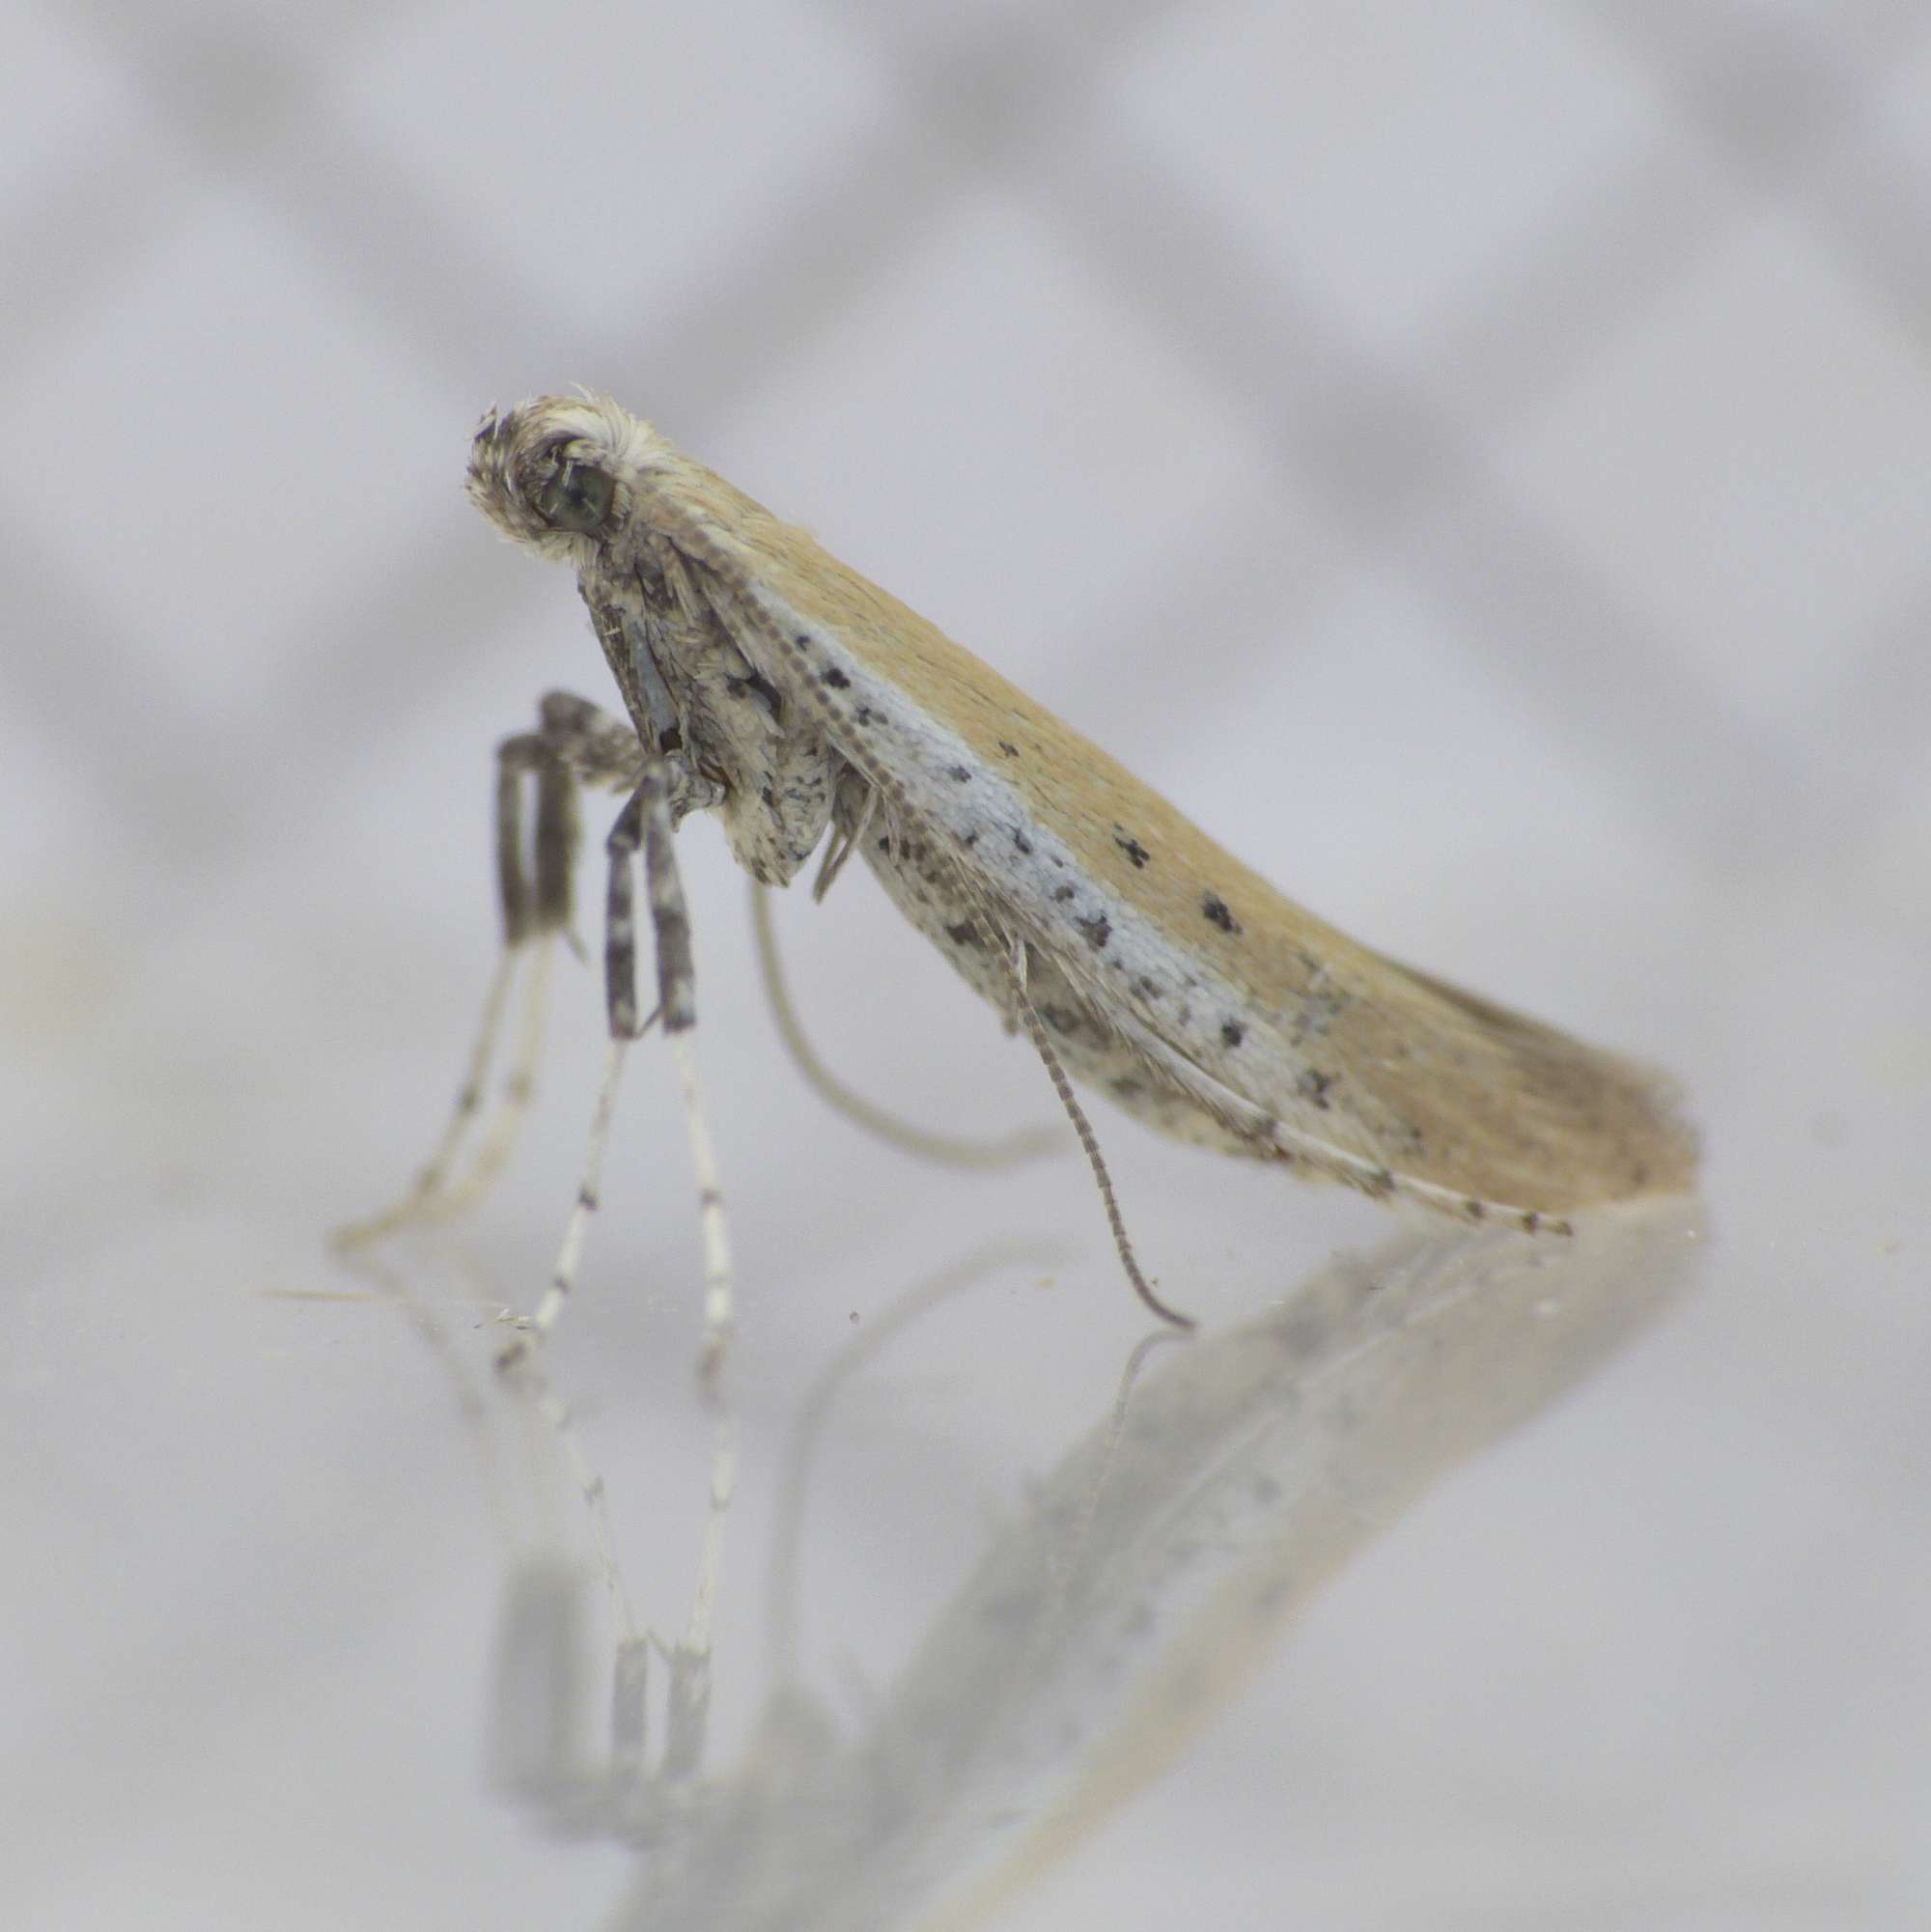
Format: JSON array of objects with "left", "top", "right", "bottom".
[{"left": 466, "top": 395, "right": 656, "bottom": 559}]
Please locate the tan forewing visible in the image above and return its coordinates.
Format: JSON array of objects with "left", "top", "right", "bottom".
[{"left": 630, "top": 440, "right": 1696, "bottom": 1218}]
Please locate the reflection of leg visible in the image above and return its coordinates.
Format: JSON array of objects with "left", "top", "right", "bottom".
[
  {"left": 762, "top": 1241, "right": 1061, "bottom": 1692},
  {"left": 488, "top": 1365, "right": 733, "bottom": 1832},
  {"left": 488, "top": 1246, "right": 1052, "bottom": 1846},
  {"left": 658, "top": 1404, "right": 733, "bottom": 1784},
  {"left": 488, "top": 1336, "right": 659, "bottom": 1829}
]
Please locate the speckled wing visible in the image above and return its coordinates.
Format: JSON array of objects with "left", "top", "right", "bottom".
[{"left": 623, "top": 430, "right": 1699, "bottom": 1229}]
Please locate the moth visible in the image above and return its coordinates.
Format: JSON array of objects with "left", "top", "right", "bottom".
[{"left": 349, "top": 394, "right": 1697, "bottom": 1354}]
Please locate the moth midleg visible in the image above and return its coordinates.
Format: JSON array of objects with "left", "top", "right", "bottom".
[
  {"left": 535, "top": 766, "right": 734, "bottom": 1737},
  {"left": 498, "top": 1018, "right": 656, "bottom": 1372},
  {"left": 637, "top": 762, "right": 738, "bottom": 1383},
  {"left": 503, "top": 760, "right": 739, "bottom": 1379},
  {"left": 497, "top": 780, "right": 655, "bottom": 1365}
]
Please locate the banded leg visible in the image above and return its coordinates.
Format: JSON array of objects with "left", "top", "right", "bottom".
[
  {"left": 502, "top": 763, "right": 737, "bottom": 1383},
  {"left": 498, "top": 782, "right": 651, "bottom": 1364},
  {"left": 638, "top": 765, "right": 738, "bottom": 1384},
  {"left": 336, "top": 729, "right": 579, "bottom": 1245},
  {"left": 489, "top": 1411, "right": 733, "bottom": 1841},
  {"left": 336, "top": 693, "right": 652, "bottom": 1248}
]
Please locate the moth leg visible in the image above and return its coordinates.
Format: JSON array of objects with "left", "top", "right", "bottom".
[
  {"left": 1003, "top": 938, "right": 1196, "bottom": 1331},
  {"left": 337, "top": 693, "right": 657, "bottom": 1250},
  {"left": 639, "top": 763, "right": 739, "bottom": 1386},
  {"left": 459, "top": 694, "right": 676, "bottom": 1231},
  {"left": 750, "top": 880, "right": 1062, "bottom": 1171},
  {"left": 534, "top": 688, "right": 653, "bottom": 798},
  {"left": 497, "top": 783, "right": 652, "bottom": 1365},
  {"left": 336, "top": 721, "right": 585, "bottom": 1244},
  {"left": 424, "top": 733, "right": 586, "bottom": 1217},
  {"left": 504, "top": 763, "right": 738, "bottom": 1386},
  {"left": 443, "top": 697, "right": 689, "bottom": 1230}
]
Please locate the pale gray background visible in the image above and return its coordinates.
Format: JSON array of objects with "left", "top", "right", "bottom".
[{"left": 5, "top": 2, "right": 1929, "bottom": 1928}]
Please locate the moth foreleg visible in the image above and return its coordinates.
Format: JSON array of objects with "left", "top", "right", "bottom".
[{"left": 336, "top": 710, "right": 595, "bottom": 1246}]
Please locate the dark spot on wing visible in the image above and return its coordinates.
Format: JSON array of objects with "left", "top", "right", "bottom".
[
  {"left": 1113, "top": 828, "right": 1150, "bottom": 869},
  {"left": 728, "top": 668, "right": 783, "bottom": 716},
  {"left": 822, "top": 667, "right": 851, "bottom": 689},
  {"left": 1202, "top": 892, "right": 1241, "bottom": 935},
  {"left": 1013, "top": 829, "right": 1033, "bottom": 854},
  {"left": 1220, "top": 1020, "right": 1245, "bottom": 1048},
  {"left": 948, "top": 765, "right": 972, "bottom": 783},
  {"left": 997, "top": 740, "right": 1020, "bottom": 758},
  {"left": 1076, "top": 913, "right": 1111, "bottom": 950}
]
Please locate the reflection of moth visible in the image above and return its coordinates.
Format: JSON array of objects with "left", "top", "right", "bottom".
[{"left": 491, "top": 1204, "right": 1704, "bottom": 1927}]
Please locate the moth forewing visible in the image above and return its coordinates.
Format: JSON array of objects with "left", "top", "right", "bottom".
[
  {"left": 470, "top": 395, "right": 1697, "bottom": 1259},
  {"left": 639, "top": 479, "right": 1693, "bottom": 1228}
]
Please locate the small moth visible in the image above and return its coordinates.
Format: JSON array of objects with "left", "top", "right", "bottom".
[{"left": 353, "top": 394, "right": 1696, "bottom": 1352}]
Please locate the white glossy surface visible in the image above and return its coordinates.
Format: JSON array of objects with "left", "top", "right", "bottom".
[{"left": 5, "top": 5, "right": 1928, "bottom": 1926}]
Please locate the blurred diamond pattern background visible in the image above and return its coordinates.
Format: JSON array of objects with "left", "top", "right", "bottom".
[{"left": 5, "top": 5, "right": 1928, "bottom": 1928}]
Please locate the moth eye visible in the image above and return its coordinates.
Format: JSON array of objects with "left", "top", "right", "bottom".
[{"left": 537, "top": 459, "right": 615, "bottom": 533}]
